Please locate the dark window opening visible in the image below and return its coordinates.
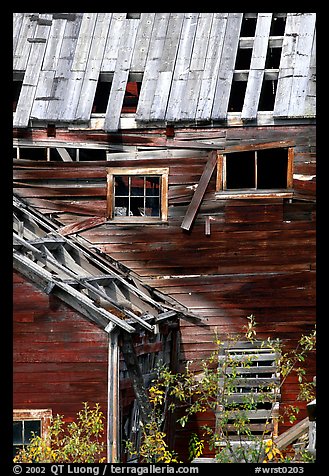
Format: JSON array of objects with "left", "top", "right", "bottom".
[
  {"left": 78, "top": 148, "right": 107, "bottom": 161},
  {"left": 258, "top": 78, "right": 277, "bottom": 111},
  {"left": 13, "top": 80, "right": 23, "bottom": 112},
  {"left": 234, "top": 48, "right": 253, "bottom": 70},
  {"left": 265, "top": 47, "right": 282, "bottom": 69},
  {"left": 126, "top": 13, "right": 141, "bottom": 19},
  {"left": 226, "top": 151, "right": 255, "bottom": 189},
  {"left": 122, "top": 81, "right": 142, "bottom": 113},
  {"left": 19, "top": 148, "right": 47, "bottom": 161},
  {"left": 240, "top": 15, "right": 258, "bottom": 37},
  {"left": 114, "top": 175, "right": 161, "bottom": 217},
  {"left": 13, "top": 420, "right": 41, "bottom": 458},
  {"left": 257, "top": 148, "right": 288, "bottom": 189},
  {"left": 92, "top": 80, "right": 112, "bottom": 113},
  {"left": 270, "top": 15, "right": 287, "bottom": 36},
  {"left": 227, "top": 80, "right": 247, "bottom": 112}
]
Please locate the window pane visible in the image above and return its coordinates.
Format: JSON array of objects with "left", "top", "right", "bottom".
[
  {"left": 13, "top": 421, "right": 23, "bottom": 445},
  {"left": 145, "top": 177, "right": 160, "bottom": 196},
  {"left": 131, "top": 176, "right": 144, "bottom": 196},
  {"left": 24, "top": 420, "right": 41, "bottom": 444},
  {"left": 226, "top": 152, "right": 255, "bottom": 189},
  {"left": 146, "top": 197, "right": 160, "bottom": 217},
  {"left": 114, "top": 176, "right": 129, "bottom": 196},
  {"left": 130, "top": 197, "right": 144, "bottom": 216},
  {"left": 257, "top": 149, "right": 288, "bottom": 189},
  {"left": 114, "top": 197, "right": 129, "bottom": 216}
]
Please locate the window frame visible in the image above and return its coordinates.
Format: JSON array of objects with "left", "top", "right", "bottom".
[
  {"left": 215, "top": 146, "right": 294, "bottom": 199},
  {"left": 106, "top": 167, "right": 169, "bottom": 223},
  {"left": 13, "top": 409, "right": 52, "bottom": 456}
]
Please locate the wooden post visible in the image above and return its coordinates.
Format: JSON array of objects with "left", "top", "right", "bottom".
[{"left": 106, "top": 325, "right": 120, "bottom": 463}]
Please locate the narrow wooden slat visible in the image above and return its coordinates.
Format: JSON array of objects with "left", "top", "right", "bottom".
[
  {"left": 241, "top": 13, "right": 272, "bottom": 120},
  {"left": 42, "top": 16, "right": 67, "bottom": 71},
  {"left": 195, "top": 13, "right": 228, "bottom": 121},
  {"left": 130, "top": 13, "right": 156, "bottom": 71},
  {"left": 101, "top": 13, "right": 126, "bottom": 71},
  {"left": 104, "top": 18, "right": 139, "bottom": 132},
  {"left": 211, "top": 13, "right": 243, "bottom": 120},
  {"left": 165, "top": 13, "right": 200, "bottom": 122},
  {"left": 13, "top": 13, "right": 38, "bottom": 71},
  {"left": 136, "top": 13, "right": 171, "bottom": 121},
  {"left": 181, "top": 150, "right": 218, "bottom": 230}
]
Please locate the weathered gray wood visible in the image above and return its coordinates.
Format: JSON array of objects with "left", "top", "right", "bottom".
[
  {"left": 130, "top": 13, "right": 155, "bottom": 71},
  {"left": 101, "top": 13, "right": 126, "bottom": 71},
  {"left": 149, "top": 13, "right": 185, "bottom": 120},
  {"left": 211, "top": 13, "right": 243, "bottom": 120},
  {"left": 71, "top": 13, "right": 98, "bottom": 72},
  {"left": 104, "top": 18, "right": 139, "bottom": 132},
  {"left": 274, "top": 417, "right": 309, "bottom": 450},
  {"left": 241, "top": 13, "right": 272, "bottom": 120},
  {"left": 287, "top": 13, "right": 316, "bottom": 117},
  {"left": 304, "top": 30, "right": 316, "bottom": 117},
  {"left": 165, "top": 13, "right": 200, "bottom": 122},
  {"left": 75, "top": 13, "right": 112, "bottom": 122},
  {"left": 195, "top": 13, "right": 228, "bottom": 121},
  {"left": 136, "top": 13, "right": 171, "bottom": 121},
  {"left": 13, "top": 13, "right": 25, "bottom": 54},
  {"left": 30, "top": 70, "right": 56, "bottom": 120},
  {"left": 14, "top": 14, "right": 52, "bottom": 127},
  {"left": 13, "top": 13, "right": 38, "bottom": 71},
  {"left": 107, "top": 329, "right": 120, "bottom": 463},
  {"left": 42, "top": 16, "right": 67, "bottom": 71},
  {"left": 274, "top": 13, "right": 300, "bottom": 117}
]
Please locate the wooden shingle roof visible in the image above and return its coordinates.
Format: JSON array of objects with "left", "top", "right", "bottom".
[{"left": 13, "top": 12, "right": 316, "bottom": 131}]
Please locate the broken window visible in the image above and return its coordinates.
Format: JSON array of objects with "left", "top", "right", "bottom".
[
  {"left": 13, "top": 71, "right": 24, "bottom": 112},
  {"left": 106, "top": 167, "right": 169, "bottom": 222},
  {"left": 13, "top": 409, "right": 52, "bottom": 459},
  {"left": 122, "top": 80, "right": 142, "bottom": 114},
  {"left": 216, "top": 146, "right": 293, "bottom": 198}
]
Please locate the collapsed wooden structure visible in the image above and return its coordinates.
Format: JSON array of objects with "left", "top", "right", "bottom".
[{"left": 13, "top": 12, "right": 316, "bottom": 461}]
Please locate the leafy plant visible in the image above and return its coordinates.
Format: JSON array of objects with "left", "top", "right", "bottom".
[{"left": 13, "top": 402, "right": 106, "bottom": 463}]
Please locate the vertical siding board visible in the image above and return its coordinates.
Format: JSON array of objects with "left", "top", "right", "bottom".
[
  {"left": 211, "top": 12, "right": 243, "bottom": 120},
  {"left": 104, "top": 18, "right": 139, "bottom": 131},
  {"left": 189, "top": 13, "right": 212, "bottom": 72},
  {"left": 150, "top": 13, "right": 185, "bottom": 120},
  {"left": 241, "top": 13, "right": 272, "bottom": 120},
  {"left": 101, "top": 13, "right": 126, "bottom": 72},
  {"left": 136, "top": 13, "right": 171, "bottom": 122},
  {"left": 13, "top": 13, "right": 37, "bottom": 71},
  {"left": 274, "top": 13, "right": 300, "bottom": 117},
  {"left": 13, "top": 14, "right": 52, "bottom": 127},
  {"left": 195, "top": 13, "right": 228, "bottom": 121},
  {"left": 13, "top": 12, "right": 24, "bottom": 55},
  {"left": 165, "top": 13, "right": 200, "bottom": 122},
  {"left": 130, "top": 13, "right": 156, "bottom": 72},
  {"left": 31, "top": 70, "right": 56, "bottom": 120},
  {"left": 287, "top": 13, "right": 316, "bottom": 117},
  {"left": 75, "top": 13, "right": 112, "bottom": 122}
]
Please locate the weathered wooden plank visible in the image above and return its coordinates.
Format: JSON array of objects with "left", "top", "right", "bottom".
[
  {"left": 195, "top": 13, "right": 228, "bottom": 121},
  {"left": 14, "top": 14, "right": 53, "bottom": 127},
  {"left": 71, "top": 13, "right": 98, "bottom": 71},
  {"left": 241, "top": 13, "right": 272, "bottom": 120},
  {"left": 42, "top": 16, "right": 67, "bottom": 71},
  {"left": 274, "top": 13, "right": 300, "bottom": 117},
  {"left": 45, "top": 14, "right": 83, "bottom": 121},
  {"left": 101, "top": 13, "right": 126, "bottom": 71},
  {"left": 304, "top": 29, "right": 316, "bottom": 117},
  {"left": 181, "top": 151, "right": 218, "bottom": 230},
  {"left": 150, "top": 13, "right": 185, "bottom": 120},
  {"left": 211, "top": 13, "right": 243, "bottom": 120},
  {"left": 13, "top": 13, "right": 38, "bottom": 71},
  {"left": 136, "top": 13, "right": 171, "bottom": 121},
  {"left": 57, "top": 217, "right": 107, "bottom": 236},
  {"left": 130, "top": 13, "right": 156, "bottom": 71},
  {"left": 287, "top": 13, "right": 316, "bottom": 117},
  {"left": 165, "top": 13, "right": 200, "bottom": 122},
  {"left": 30, "top": 70, "right": 56, "bottom": 120},
  {"left": 13, "top": 13, "right": 25, "bottom": 55},
  {"left": 104, "top": 18, "right": 139, "bottom": 132},
  {"left": 74, "top": 13, "right": 112, "bottom": 122}
]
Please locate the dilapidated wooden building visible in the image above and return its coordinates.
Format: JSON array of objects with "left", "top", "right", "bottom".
[{"left": 13, "top": 12, "right": 316, "bottom": 461}]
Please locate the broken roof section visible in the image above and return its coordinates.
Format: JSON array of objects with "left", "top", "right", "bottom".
[
  {"left": 13, "top": 12, "right": 316, "bottom": 131},
  {"left": 13, "top": 194, "right": 202, "bottom": 334}
]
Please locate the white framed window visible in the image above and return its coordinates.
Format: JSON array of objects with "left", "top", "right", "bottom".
[
  {"left": 106, "top": 167, "right": 169, "bottom": 223},
  {"left": 13, "top": 409, "right": 52, "bottom": 459}
]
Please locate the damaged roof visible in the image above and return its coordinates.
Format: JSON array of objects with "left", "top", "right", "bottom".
[{"left": 13, "top": 12, "right": 316, "bottom": 131}]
